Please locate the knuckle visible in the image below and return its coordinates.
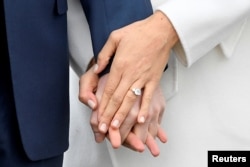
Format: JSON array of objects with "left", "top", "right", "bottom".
[
  {"left": 143, "top": 95, "right": 152, "bottom": 104},
  {"left": 126, "top": 105, "right": 139, "bottom": 121},
  {"left": 153, "top": 105, "right": 161, "bottom": 114},
  {"left": 101, "top": 111, "right": 116, "bottom": 123},
  {"left": 97, "top": 53, "right": 109, "bottom": 63},
  {"left": 129, "top": 109, "right": 139, "bottom": 119},
  {"left": 115, "top": 60, "right": 125, "bottom": 70},
  {"left": 109, "top": 30, "right": 119, "bottom": 41},
  {"left": 78, "top": 94, "right": 87, "bottom": 103},
  {"left": 110, "top": 94, "right": 123, "bottom": 108},
  {"left": 104, "top": 86, "right": 115, "bottom": 97},
  {"left": 147, "top": 109, "right": 153, "bottom": 119},
  {"left": 126, "top": 92, "right": 137, "bottom": 102},
  {"left": 115, "top": 111, "right": 128, "bottom": 120}
]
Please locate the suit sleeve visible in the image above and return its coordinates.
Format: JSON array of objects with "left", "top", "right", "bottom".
[{"left": 155, "top": 0, "right": 250, "bottom": 67}]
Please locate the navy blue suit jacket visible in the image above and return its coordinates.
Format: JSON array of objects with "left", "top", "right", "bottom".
[
  {"left": 3, "top": 0, "right": 152, "bottom": 161},
  {"left": 4, "top": 0, "right": 69, "bottom": 161}
]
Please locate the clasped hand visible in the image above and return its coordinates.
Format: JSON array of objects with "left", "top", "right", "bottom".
[
  {"left": 79, "top": 66, "right": 167, "bottom": 156},
  {"left": 93, "top": 11, "right": 178, "bottom": 133},
  {"left": 79, "top": 10, "right": 178, "bottom": 156}
]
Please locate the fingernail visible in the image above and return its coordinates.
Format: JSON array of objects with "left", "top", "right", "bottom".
[
  {"left": 99, "top": 123, "right": 107, "bottom": 132},
  {"left": 112, "top": 119, "right": 120, "bottom": 128},
  {"left": 93, "top": 64, "right": 98, "bottom": 73},
  {"left": 139, "top": 116, "right": 145, "bottom": 123},
  {"left": 87, "top": 100, "right": 96, "bottom": 109}
]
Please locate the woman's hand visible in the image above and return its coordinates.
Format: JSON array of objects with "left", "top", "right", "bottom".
[
  {"left": 109, "top": 83, "right": 167, "bottom": 156},
  {"left": 93, "top": 11, "right": 178, "bottom": 134}
]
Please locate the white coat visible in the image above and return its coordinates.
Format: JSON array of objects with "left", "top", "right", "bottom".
[{"left": 65, "top": 0, "right": 250, "bottom": 166}]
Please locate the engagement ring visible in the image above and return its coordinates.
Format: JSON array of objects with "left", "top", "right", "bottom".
[{"left": 131, "top": 88, "right": 142, "bottom": 96}]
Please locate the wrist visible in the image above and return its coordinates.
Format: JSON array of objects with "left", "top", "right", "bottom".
[{"left": 152, "top": 10, "right": 179, "bottom": 49}]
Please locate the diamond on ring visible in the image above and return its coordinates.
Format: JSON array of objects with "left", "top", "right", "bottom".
[{"left": 132, "top": 88, "right": 142, "bottom": 96}]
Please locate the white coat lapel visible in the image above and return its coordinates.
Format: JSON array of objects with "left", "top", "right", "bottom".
[{"left": 220, "top": 18, "right": 248, "bottom": 58}]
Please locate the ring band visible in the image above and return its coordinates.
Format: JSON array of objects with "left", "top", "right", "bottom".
[{"left": 132, "top": 88, "right": 142, "bottom": 96}]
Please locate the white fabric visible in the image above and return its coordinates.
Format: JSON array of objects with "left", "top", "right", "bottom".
[
  {"left": 108, "top": 21, "right": 250, "bottom": 167},
  {"left": 156, "top": 0, "right": 250, "bottom": 67},
  {"left": 65, "top": 0, "right": 250, "bottom": 166}
]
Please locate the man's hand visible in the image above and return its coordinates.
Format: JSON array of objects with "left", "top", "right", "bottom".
[
  {"left": 93, "top": 11, "right": 178, "bottom": 133},
  {"left": 79, "top": 68, "right": 167, "bottom": 156}
]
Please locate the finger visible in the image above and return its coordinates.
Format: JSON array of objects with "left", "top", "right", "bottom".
[
  {"left": 148, "top": 122, "right": 158, "bottom": 139},
  {"left": 122, "top": 132, "right": 145, "bottom": 152},
  {"left": 90, "top": 75, "right": 106, "bottom": 142},
  {"left": 154, "top": 87, "right": 166, "bottom": 124},
  {"left": 145, "top": 134, "right": 160, "bottom": 157},
  {"left": 157, "top": 126, "right": 168, "bottom": 143},
  {"left": 147, "top": 103, "right": 167, "bottom": 143},
  {"left": 133, "top": 122, "right": 149, "bottom": 144},
  {"left": 97, "top": 66, "right": 122, "bottom": 120},
  {"left": 137, "top": 82, "right": 157, "bottom": 124},
  {"left": 90, "top": 110, "right": 106, "bottom": 143},
  {"left": 98, "top": 77, "right": 136, "bottom": 133},
  {"left": 119, "top": 97, "right": 140, "bottom": 143},
  {"left": 109, "top": 86, "right": 142, "bottom": 129},
  {"left": 108, "top": 127, "right": 121, "bottom": 149},
  {"left": 94, "top": 31, "right": 120, "bottom": 74},
  {"left": 79, "top": 67, "right": 99, "bottom": 110}
]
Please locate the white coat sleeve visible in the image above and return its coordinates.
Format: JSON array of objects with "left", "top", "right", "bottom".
[{"left": 155, "top": 0, "right": 250, "bottom": 67}]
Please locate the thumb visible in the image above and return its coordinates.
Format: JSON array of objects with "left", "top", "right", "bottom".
[
  {"left": 79, "top": 67, "right": 99, "bottom": 110},
  {"left": 94, "top": 32, "right": 119, "bottom": 74}
]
